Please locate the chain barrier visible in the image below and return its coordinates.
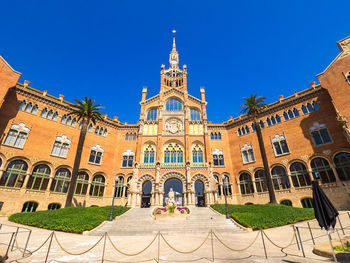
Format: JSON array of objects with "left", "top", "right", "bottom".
[
  {"left": 213, "top": 230, "right": 260, "bottom": 252},
  {"left": 54, "top": 232, "right": 105, "bottom": 256},
  {"left": 160, "top": 232, "right": 210, "bottom": 254},
  {"left": 107, "top": 232, "right": 158, "bottom": 256},
  {"left": 262, "top": 230, "right": 295, "bottom": 249},
  {"left": 17, "top": 232, "right": 53, "bottom": 255}
]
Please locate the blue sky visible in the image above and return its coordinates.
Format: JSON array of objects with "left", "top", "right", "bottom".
[{"left": 1, "top": 1, "right": 350, "bottom": 123}]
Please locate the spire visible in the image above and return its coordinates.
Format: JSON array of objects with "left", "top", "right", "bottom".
[
  {"left": 172, "top": 29, "right": 177, "bottom": 51},
  {"left": 169, "top": 29, "right": 179, "bottom": 69}
]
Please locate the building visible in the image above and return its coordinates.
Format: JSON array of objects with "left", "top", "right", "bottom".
[{"left": 0, "top": 34, "right": 350, "bottom": 215}]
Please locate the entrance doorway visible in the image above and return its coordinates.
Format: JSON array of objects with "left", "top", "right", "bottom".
[
  {"left": 163, "top": 178, "right": 183, "bottom": 206},
  {"left": 195, "top": 180, "right": 205, "bottom": 207},
  {"left": 141, "top": 180, "right": 152, "bottom": 208}
]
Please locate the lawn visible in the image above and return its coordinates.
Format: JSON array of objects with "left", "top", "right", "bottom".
[
  {"left": 9, "top": 206, "right": 130, "bottom": 234},
  {"left": 211, "top": 204, "right": 314, "bottom": 230}
]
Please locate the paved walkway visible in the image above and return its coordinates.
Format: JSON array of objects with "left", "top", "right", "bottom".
[{"left": 1, "top": 210, "right": 349, "bottom": 262}]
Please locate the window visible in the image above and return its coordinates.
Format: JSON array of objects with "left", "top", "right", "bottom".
[
  {"left": 307, "top": 103, "right": 314, "bottom": 113},
  {"left": 212, "top": 149, "right": 224, "bottom": 167},
  {"left": 238, "top": 128, "right": 242, "bottom": 136},
  {"left": 301, "top": 105, "right": 308, "bottom": 114},
  {"left": 19, "top": 101, "right": 38, "bottom": 114},
  {"left": 41, "top": 108, "right": 59, "bottom": 121},
  {"left": 48, "top": 203, "right": 61, "bottom": 210},
  {"left": 311, "top": 157, "right": 336, "bottom": 184},
  {"left": 271, "top": 134, "right": 290, "bottom": 156},
  {"left": 90, "top": 174, "right": 105, "bottom": 197},
  {"left": 125, "top": 176, "right": 132, "bottom": 197},
  {"left": 214, "top": 175, "right": 221, "bottom": 196},
  {"left": 312, "top": 101, "right": 319, "bottom": 111},
  {"left": 347, "top": 72, "right": 350, "bottom": 84},
  {"left": 3, "top": 122, "right": 30, "bottom": 148},
  {"left": 280, "top": 200, "right": 292, "bottom": 206},
  {"left": 222, "top": 175, "right": 232, "bottom": 195},
  {"left": 334, "top": 152, "right": 350, "bottom": 181},
  {"left": 276, "top": 115, "right": 281, "bottom": 123},
  {"left": 19, "top": 100, "right": 26, "bottom": 111},
  {"left": 293, "top": 108, "right": 299, "bottom": 117},
  {"left": 260, "top": 120, "right": 265, "bottom": 128},
  {"left": 211, "top": 132, "right": 221, "bottom": 140},
  {"left": 22, "top": 202, "right": 38, "bottom": 213},
  {"left": 271, "top": 116, "right": 276, "bottom": 125},
  {"left": 309, "top": 122, "right": 332, "bottom": 146},
  {"left": 271, "top": 166, "right": 290, "bottom": 190},
  {"left": 163, "top": 143, "right": 183, "bottom": 163},
  {"left": 147, "top": 108, "right": 158, "bottom": 121},
  {"left": 251, "top": 123, "right": 256, "bottom": 131},
  {"left": 51, "top": 135, "right": 71, "bottom": 158},
  {"left": 290, "top": 162, "right": 311, "bottom": 188},
  {"left": 75, "top": 172, "right": 89, "bottom": 195},
  {"left": 125, "top": 132, "right": 137, "bottom": 140},
  {"left": 0, "top": 160, "right": 28, "bottom": 188},
  {"left": 283, "top": 112, "right": 289, "bottom": 121},
  {"left": 239, "top": 173, "right": 254, "bottom": 195},
  {"left": 245, "top": 126, "right": 250, "bottom": 134},
  {"left": 89, "top": 145, "right": 103, "bottom": 165},
  {"left": 241, "top": 143, "right": 255, "bottom": 164},
  {"left": 50, "top": 168, "right": 71, "bottom": 193},
  {"left": 254, "top": 170, "right": 267, "bottom": 192},
  {"left": 166, "top": 98, "right": 183, "bottom": 112},
  {"left": 143, "top": 144, "right": 155, "bottom": 163},
  {"left": 192, "top": 144, "right": 204, "bottom": 163},
  {"left": 267, "top": 118, "right": 271, "bottom": 126},
  {"left": 115, "top": 176, "right": 124, "bottom": 197},
  {"left": 301, "top": 198, "right": 313, "bottom": 208},
  {"left": 27, "top": 164, "right": 50, "bottom": 191},
  {"left": 88, "top": 123, "right": 93, "bottom": 132},
  {"left": 122, "top": 150, "right": 134, "bottom": 167},
  {"left": 190, "top": 109, "right": 201, "bottom": 121},
  {"left": 302, "top": 103, "right": 317, "bottom": 114}
]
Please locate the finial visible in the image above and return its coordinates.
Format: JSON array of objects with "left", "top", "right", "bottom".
[
  {"left": 172, "top": 30, "right": 176, "bottom": 51},
  {"left": 172, "top": 29, "right": 176, "bottom": 37}
]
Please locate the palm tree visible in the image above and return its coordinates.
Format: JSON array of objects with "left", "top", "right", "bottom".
[
  {"left": 65, "top": 97, "right": 104, "bottom": 207},
  {"left": 240, "top": 94, "right": 277, "bottom": 204}
]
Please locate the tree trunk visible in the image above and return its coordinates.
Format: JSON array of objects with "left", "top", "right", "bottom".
[
  {"left": 65, "top": 118, "right": 88, "bottom": 207},
  {"left": 254, "top": 118, "right": 277, "bottom": 204}
]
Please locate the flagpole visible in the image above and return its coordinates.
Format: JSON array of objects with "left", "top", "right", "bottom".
[{"left": 327, "top": 230, "right": 338, "bottom": 262}]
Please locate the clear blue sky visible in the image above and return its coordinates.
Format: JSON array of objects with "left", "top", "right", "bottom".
[{"left": 1, "top": 1, "right": 349, "bottom": 123}]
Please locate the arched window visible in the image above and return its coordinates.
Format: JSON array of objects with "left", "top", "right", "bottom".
[
  {"left": 71, "top": 118, "right": 76, "bottom": 127},
  {"left": 288, "top": 110, "right": 294, "bottom": 119},
  {"left": 251, "top": 123, "right": 256, "bottom": 131},
  {"left": 254, "top": 170, "right": 267, "bottom": 192},
  {"left": 212, "top": 149, "right": 224, "bottom": 167},
  {"left": 66, "top": 116, "right": 72, "bottom": 126},
  {"left": 19, "top": 100, "right": 26, "bottom": 111},
  {"left": 190, "top": 109, "right": 200, "bottom": 121},
  {"left": 3, "top": 122, "right": 30, "bottom": 149},
  {"left": 347, "top": 72, "right": 350, "bottom": 83},
  {"left": 222, "top": 175, "right": 232, "bottom": 195},
  {"left": 95, "top": 126, "right": 100, "bottom": 134},
  {"left": 260, "top": 120, "right": 265, "bottom": 128},
  {"left": 115, "top": 176, "right": 124, "bottom": 198},
  {"left": 334, "top": 152, "right": 350, "bottom": 181},
  {"left": 75, "top": 172, "right": 89, "bottom": 195},
  {"left": 192, "top": 144, "right": 204, "bottom": 163},
  {"left": 271, "top": 116, "right": 276, "bottom": 125},
  {"left": 89, "top": 145, "right": 103, "bottom": 165},
  {"left": 309, "top": 122, "right": 332, "bottom": 146},
  {"left": 276, "top": 115, "right": 281, "bottom": 123},
  {"left": 271, "top": 134, "right": 290, "bottom": 156},
  {"left": 271, "top": 166, "right": 290, "bottom": 190},
  {"left": 103, "top": 128, "right": 108, "bottom": 136},
  {"left": 280, "top": 200, "right": 292, "bottom": 206},
  {"left": 143, "top": 144, "right": 156, "bottom": 163},
  {"left": 50, "top": 168, "right": 71, "bottom": 193},
  {"left": 239, "top": 173, "right": 254, "bottom": 195},
  {"left": 293, "top": 108, "right": 299, "bottom": 117},
  {"left": 310, "top": 157, "right": 336, "bottom": 184},
  {"left": 122, "top": 150, "right": 134, "bottom": 167},
  {"left": 241, "top": 143, "right": 255, "bottom": 164},
  {"left": 301, "top": 198, "right": 313, "bottom": 208},
  {"left": 25, "top": 102, "right": 33, "bottom": 112},
  {"left": 31, "top": 104, "right": 38, "bottom": 114},
  {"left": 48, "top": 203, "right": 61, "bottom": 210},
  {"left": 90, "top": 174, "right": 105, "bottom": 197},
  {"left": 52, "top": 111, "right": 59, "bottom": 121},
  {"left": 241, "top": 127, "right": 246, "bottom": 135},
  {"left": 245, "top": 126, "right": 250, "bottom": 134},
  {"left": 166, "top": 98, "right": 183, "bottom": 112},
  {"left": 41, "top": 108, "right": 48, "bottom": 117},
  {"left": 47, "top": 110, "right": 53, "bottom": 120},
  {"left": 22, "top": 202, "right": 38, "bottom": 213},
  {"left": 218, "top": 132, "right": 221, "bottom": 140},
  {"left": 61, "top": 115, "right": 67, "bottom": 124},
  {"left": 290, "top": 162, "right": 311, "bottom": 188},
  {"left": 307, "top": 103, "right": 314, "bottom": 112},
  {"left": 211, "top": 133, "right": 214, "bottom": 139},
  {"left": 133, "top": 133, "right": 137, "bottom": 140},
  {"left": 147, "top": 108, "right": 158, "bottom": 121},
  {"left": 301, "top": 105, "right": 308, "bottom": 114},
  {"left": 214, "top": 133, "right": 218, "bottom": 140},
  {"left": 0, "top": 160, "right": 28, "bottom": 188},
  {"left": 51, "top": 135, "right": 71, "bottom": 158},
  {"left": 163, "top": 143, "right": 183, "bottom": 163},
  {"left": 125, "top": 176, "right": 132, "bottom": 197},
  {"left": 27, "top": 164, "right": 50, "bottom": 191},
  {"left": 88, "top": 123, "right": 93, "bottom": 132},
  {"left": 312, "top": 101, "right": 319, "bottom": 111},
  {"left": 267, "top": 118, "right": 271, "bottom": 126},
  {"left": 214, "top": 175, "right": 221, "bottom": 196},
  {"left": 283, "top": 112, "right": 289, "bottom": 121}
]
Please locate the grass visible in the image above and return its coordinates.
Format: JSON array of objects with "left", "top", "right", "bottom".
[
  {"left": 211, "top": 204, "right": 314, "bottom": 230},
  {"left": 9, "top": 206, "right": 130, "bottom": 234},
  {"left": 335, "top": 241, "right": 350, "bottom": 252}
]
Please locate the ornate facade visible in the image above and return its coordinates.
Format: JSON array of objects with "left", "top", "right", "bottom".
[{"left": 0, "top": 35, "right": 350, "bottom": 215}]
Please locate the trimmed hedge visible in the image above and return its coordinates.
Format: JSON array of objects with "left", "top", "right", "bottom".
[
  {"left": 211, "top": 204, "right": 314, "bottom": 230},
  {"left": 9, "top": 206, "right": 130, "bottom": 234}
]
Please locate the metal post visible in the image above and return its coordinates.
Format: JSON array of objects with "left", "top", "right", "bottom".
[
  {"left": 101, "top": 233, "right": 107, "bottom": 263},
  {"left": 292, "top": 225, "right": 300, "bottom": 250},
  {"left": 157, "top": 231, "right": 160, "bottom": 263},
  {"left": 336, "top": 229, "right": 344, "bottom": 249},
  {"left": 23, "top": 230, "right": 32, "bottom": 257},
  {"left": 307, "top": 222, "right": 315, "bottom": 245},
  {"left": 327, "top": 230, "right": 338, "bottom": 263},
  {"left": 11, "top": 227, "right": 19, "bottom": 251},
  {"left": 347, "top": 212, "right": 350, "bottom": 220},
  {"left": 44, "top": 232, "right": 54, "bottom": 263},
  {"left": 337, "top": 216, "right": 345, "bottom": 235},
  {"left": 5, "top": 232, "right": 15, "bottom": 260},
  {"left": 0, "top": 223, "right": 2, "bottom": 230},
  {"left": 260, "top": 230, "right": 267, "bottom": 259},
  {"left": 211, "top": 229, "right": 215, "bottom": 262},
  {"left": 296, "top": 227, "right": 305, "bottom": 258},
  {"left": 109, "top": 181, "right": 117, "bottom": 221}
]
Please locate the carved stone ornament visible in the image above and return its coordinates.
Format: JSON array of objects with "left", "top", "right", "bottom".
[
  {"left": 248, "top": 166, "right": 254, "bottom": 172},
  {"left": 301, "top": 155, "right": 309, "bottom": 161},
  {"left": 338, "top": 37, "right": 350, "bottom": 58},
  {"left": 163, "top": 118, "right": 183, "bottom": 135},
  {"left": 282, "top": 159, "right": 289, "bottom": 165},
  {"left": 322, "top": 150, "right": 331, "bottom": 156}
]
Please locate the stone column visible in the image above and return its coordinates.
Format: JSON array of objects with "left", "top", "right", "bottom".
[
  {"left": 136, "top": 193, "right": 141, "bottom": 207},
  {"left": 127, "top": 191, "right": 132, "bottom": 207},
  {"left": 287, "top": 173, "right": 295, "bottom": 190},
  {"left": 159, "top": 192, "right": 164, "bottom": 206},
  {"left": 330, "top": 164, "right": 343, "bottom": 186},
  {"left": 183, "top": 191, "right": 187, "bottom": 206},
  {"left": 214, "top": 191, "right": 218, "bottom": 203}
]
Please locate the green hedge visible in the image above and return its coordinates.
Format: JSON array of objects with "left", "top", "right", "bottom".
[
  {"left": 211, "top": 204, "right": 314, "bottom": 230},
  {"left": 9, "top": 206, "right": 130, "bottom": 234}
]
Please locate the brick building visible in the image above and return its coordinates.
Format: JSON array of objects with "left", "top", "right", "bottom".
[{"left": 0, "top": 35, "right": 350, "bottom": 215}]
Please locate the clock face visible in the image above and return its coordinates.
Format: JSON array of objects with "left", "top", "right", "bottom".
[{"left": 171, "top": 60, "right": 177, "bottom": 65}]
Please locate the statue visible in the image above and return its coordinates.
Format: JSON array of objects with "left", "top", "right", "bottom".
[{"left": 168, "top": 188, "right": 176, "bottom": 206}]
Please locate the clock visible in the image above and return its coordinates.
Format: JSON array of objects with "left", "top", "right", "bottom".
[{"left": 170, "top": 60, "right": 177, "bottom": 65}]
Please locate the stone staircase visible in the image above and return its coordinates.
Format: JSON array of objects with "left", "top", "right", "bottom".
[{"left": 91, "top": 207, "right": 244, "bottom": 236}]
